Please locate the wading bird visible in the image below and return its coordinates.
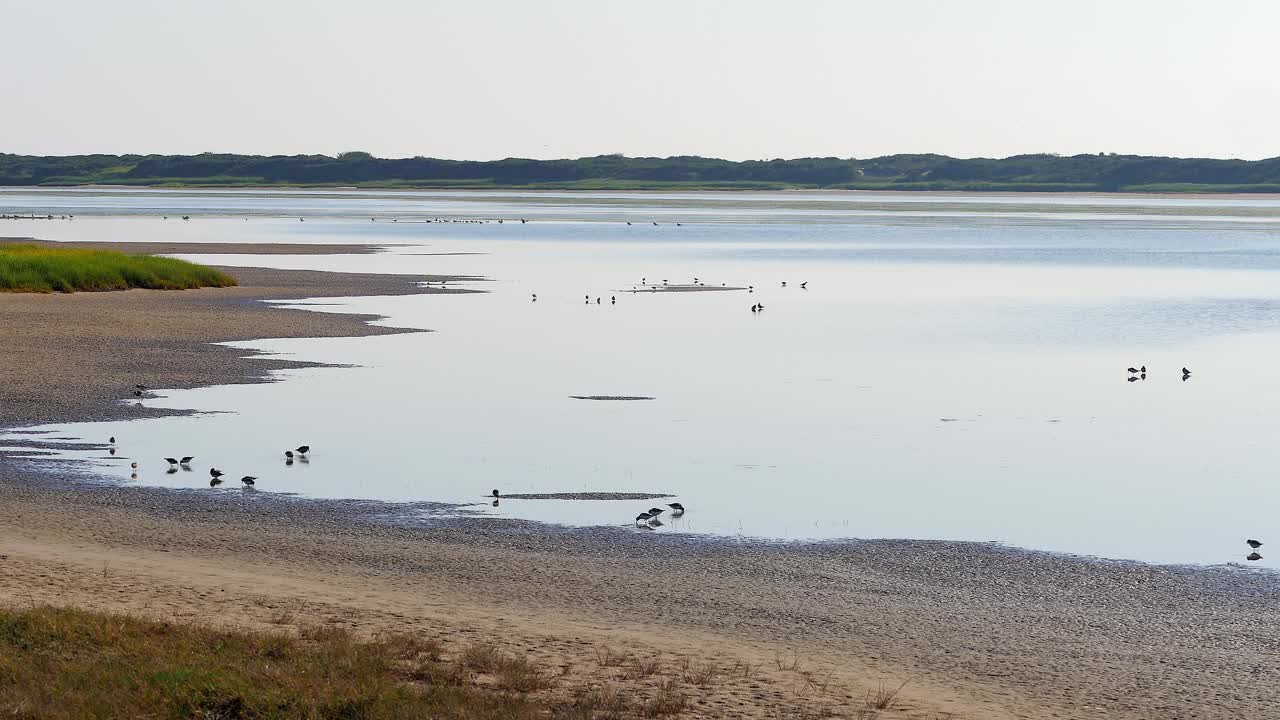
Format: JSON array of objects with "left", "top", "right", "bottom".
[
  {"left": 635, "top": 512, "right": 652, "bottom": 526},
  {"left": 648, "top": 507, "right": 664, "bottom": 517},
  {"left": 180, "top": 456, "right": 194, "bottom": 465},
  {"left": 492, "top": 489, "right": 500, "bottom": 498},
  {"left": 668, "top": 502, "right": 685, "bottom": 516},
  {"left": 295, "top": 445, "right": 310, "bottom": 455},
  {"left": 241, "top": 476, "right": 257, "bottom": 487},
  {"left": 165, "top": 457, "right": 179, "bottom": 467},
  {"left": 210, "top": 468, "right": 225, "bottom": 479},
  {"left": 1248, "top": 539, "right": 1263, "bottom": 549}
]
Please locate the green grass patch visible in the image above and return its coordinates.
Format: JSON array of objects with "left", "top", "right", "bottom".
[
  {"left": 0, "top": 243, "right": 237, "bottom": 293},
  {"left": 0, "top": 606, "right": 542, "bottom": 719}
]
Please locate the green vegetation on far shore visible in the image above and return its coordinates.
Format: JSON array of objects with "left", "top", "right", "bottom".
[
  {"left": 5, "top": 151, "right": 1280, "bottom": 193},
  {"left": 0, "top": 243, "right": 236, "bottom": 293}
]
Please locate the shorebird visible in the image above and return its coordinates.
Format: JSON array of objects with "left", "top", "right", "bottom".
[
  {"left": 635, "top": 512, "right": 652, "bottom": 526},
  {"left": 800, "top": 282, "right": 808, "bottom": 289},
  {"left": 240, "top": 476, "right": 257, "bottom": 486},
  {"left": 285, "top": 450, "right": 294, "bottom": 459},
  {"left": 109, "top": 436, "right": 116, "bottom": 444},
  {"left": 531, "top": 294, "right": 537, "bottom": 301},
  {"left": 611, "top": 296, "right": 616, "bottom": 304},
  {"left": 627, "top": 221, "right": 632, "bottom": 226},
  {"left": 1141, "top": 365, "right": 1147, "bottom": 373},
  {"left": 165, "top": 457, "right": 179, "bottom": 467},
  {"left": 135, "top": 384, "right": 148, "bottom": 391},
  {"left": 748, "top": 286, "right": 754, "bottom": 293},
  {"left": 180, "top": 456, "right": 193, "bottom": 465},
  {"left": 295, "top": 445, "right": 310, "bottom": 455},
  {"left": 781, "top": 281, "right": 787, "bottom": 287},
  {"left": 751, "top": 304, "right": 758, "bottom": 313},
  {"left": 132, "top": 390, "right": 143, "bottom": 398},
  {"left": 210, "top": 477, "right": 222, "bottom": 487},
  {"left": 648, "top": 507, "right": 665, "bottom": 517},
  {"left": 210, "top": 468, "right": 225, "bottom": 479},
  {"left": 1248, "top": 539, "right": 1263, "bottom": 549},
  {"left": 130, "top": 462, "right": 138, "bottom": 469},
  {"left": 1127, "top": 376, "right": 1139, "bottom": 382},
  {"left": 492, "top": 489, "right": 500, "bottom": 498},
  {"left": 1127, "top": 367, "right": 1139, "bottom": 374},
  {"left": 1248, "top": 552, "right": 1263, "bottom": 561},
  {"left": 668, "top": 502, "right": 685, "bottom": 516}
]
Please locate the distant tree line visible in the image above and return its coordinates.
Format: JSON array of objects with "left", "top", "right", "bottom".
[{"left": 2, "top": 152, "right": 1280, "bottom": 191}]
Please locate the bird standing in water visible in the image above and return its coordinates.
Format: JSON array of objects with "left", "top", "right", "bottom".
[
  {"left": 241, "top": 476, "right": 257, "bottom": 487},
  {"left": 668, "top": 502, "right": 685, "bottom": 516}
]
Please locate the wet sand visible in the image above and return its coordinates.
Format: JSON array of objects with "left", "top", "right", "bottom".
[{"left": 2, "top": 241, "right": 1279, "bottom": 718}]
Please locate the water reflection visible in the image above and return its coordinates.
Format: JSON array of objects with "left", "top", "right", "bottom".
[{"left": 5, "top": 190, "right": 1280, "bottom": 567}]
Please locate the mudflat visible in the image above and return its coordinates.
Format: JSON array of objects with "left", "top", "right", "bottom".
[{"left": 1, "top": 241, "right": 1278, "bottom": 719}]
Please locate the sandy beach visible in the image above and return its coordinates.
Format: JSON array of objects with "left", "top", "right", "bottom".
[{"left": 3, "top": 241, "right": 1279, "bottom": 719}]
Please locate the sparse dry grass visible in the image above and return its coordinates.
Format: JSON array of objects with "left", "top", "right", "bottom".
[
  {"left": 0, "top": 605, "right": 538, "bottom": 719},
  {"left": 865, "top": 679, "right": 910, "bottom": 712}
]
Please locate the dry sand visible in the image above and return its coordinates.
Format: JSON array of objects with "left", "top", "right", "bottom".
[{"left": 2, "top": 240, "right": 1279, "bottom": 719}]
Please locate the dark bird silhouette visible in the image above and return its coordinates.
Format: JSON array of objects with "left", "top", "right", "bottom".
[
  {"left": 1127, "top": 376, "right": 1139, "bottom": 383},
  {"left": 241, "top": 476, "right": 257, "bottom": 486},
  {"left": 132, "top": 390, "right": 143, "bottom": 398},
  {"left": 1140, "top": 373, "right": 1146, "bottom": 381},
  {"left": 531, "top": 293, "right": 537, "bottom": 301},
  {"left": 210, "top": 468, "right": 225, "bottom": 479},
  {"left": 135, "top": 384, "right": 148, "bottom": 390},
  {"left": 1247, "top": 552, "right": 1263, "bottom": 561},
  {"left": 781, "top": 281, "right": 787, "bottom": 287},
  {"left": 210, "top": 477, "right": 223, "bottom": 487},
  {"left": 492, "top": 489, "right": 500, "bottom": 498},
  {"left": 1183, "top": 367, "right": 1191, "bottom": 375},
  {"left": 611, "top": 296, "right": 616, "bottom": 304},
  {"left": 627, "top": 221, "right": 632, "bottom": 226},
  {"left": 180, "top": 456, "right": 194, "bottom": 465},
  {"left": 668, "top": 502, "right": 685, "bottom": 516},
  {"left": 130, "top": 462, "right": 138, "bottom": 469},
  {"left": 165, "top": 457, "right": 179, "bottom": 466},
  {"left": 635, "top": 512, "right": 652, "bottom": 525},
  {"left": 1248, "top": 539, "right": 1263, "bottom": 549},
  {"left": 295, "top": 446, "right": 310, "bottom": 455},
  {"left": 648, "top": 507, "right": 665, "bottom": 517},
  {"left": 109, "top": 436, "right": 116, "bottom": 444},
  {"left": 800, "top": 282, "right": 808, "bottom": 289},
  {"left": 756, "top": 303, "right": 764, "bottom": 310},
  {"left": 1127, "top": 367, "right": 1139, "bottom": 374},
  {"left": 285, "top": 450, "right": 294, "bottom": 459},
  {"left": 1141, "top": 365, "right": 1146, "bottom": 373},
  {"left": 751, "top": 304, "right": 758, "bottom": 313},
  {"left": 652, "top": 221, "right": 658, "bottom": 226}
]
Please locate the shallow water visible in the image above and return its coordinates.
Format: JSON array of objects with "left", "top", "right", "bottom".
[{"left": 4, "top": 188, "right": 1280, "bottom": 566}]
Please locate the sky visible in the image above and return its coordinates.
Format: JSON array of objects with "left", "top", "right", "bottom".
[{"left": 2, "top": 0, "right": 1277, "bottom": 161}]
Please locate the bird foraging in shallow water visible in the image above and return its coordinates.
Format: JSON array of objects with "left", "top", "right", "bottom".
[
  {"left": 1247, "top": 552, "right": 1263, "bottom": 561},
  {"left": 648, "top": 507, "right": 665, "bottom": 517},
  {"left": 667, "top": 502, "right": 685, "bottom": 516},
  {"left": 241, "top": 476, "right": 257, "bottom": 486},
  {"left": 130, "top": 462, "right": 138, "bottom": 469},
  {"left": 210, "top": 468, "right": 225, "bottom": 479},
  {"left": 109, "top": 437, "right": 116, "bottom": 444},
  {"left": 1248, "top": 539, "right": 1263, "bottom": 549},
  {"left": 165, "top": 457, "right": 178, "bottom": 466},
  {"left": 180, "top": 456, "right": 193, "bottom": 466},
  {"left": 285, "top": 450, "right": 294, "bottom": 459},
  {"left": 635, "top": 512, "right": 652, "bottom": 526},
  {"left": 295, "top": 446, "right": 310, "bottom": 455},
  {"left": 1127, "top": 367, "right": 1139, "bottom": 374},
  {"left": 492, "top": 489, "right": 500, "bottom": 498}
]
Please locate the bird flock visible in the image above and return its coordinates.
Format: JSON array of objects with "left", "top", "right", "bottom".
[
  {"left": 1125, "top": 365, "right": 1192, "bottom": 382},
  {"left": 531, "top": 276, "right": 807, "bottom": 314},
  {"left": 635, "top": 503, "right": 685, "bottom": 529},
  {"left": 110, "top": 435, "right": 311, "bottom": 488}
]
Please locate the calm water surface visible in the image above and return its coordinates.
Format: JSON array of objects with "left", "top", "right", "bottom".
[{"left": 4, "top": 188, "right": 1280, "bottom": 566}]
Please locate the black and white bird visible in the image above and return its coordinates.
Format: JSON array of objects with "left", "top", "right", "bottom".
[
  {"left": 241, "top": 476, "right": 257, "bottom": 487},
  {"left": 1248, "top": 539, "right": 1263, "bottom": 549},
  {"left": 180, "top": 456, "right": 194, "bottom": 466},
  {"left": 635, "top": 512, "right": 652, "bottom": 526},
  {"left": 209, "top": 468, "right": 225, "bottom": 479},
  {"left": 285, "top": 450, "right": 294, "bottom": 459},
  {"left": 648, "top": 507, "right": 665, "bottom": 517},
  {"left": 667, "top": 502, "right": 685, "bottom": 516},
  {"left": 165, "top": 457, "right": 179, "bottom": 467},
  {"left": 295, "top": 445, "right": 310, "bottom": 455},
  {"left": 492, "top": 489, "right": 500, "bottom": 498}
]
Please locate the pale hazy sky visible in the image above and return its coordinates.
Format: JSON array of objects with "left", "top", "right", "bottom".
[{"left": 3, "top": 1, "right": 1277, "bottom": 160}]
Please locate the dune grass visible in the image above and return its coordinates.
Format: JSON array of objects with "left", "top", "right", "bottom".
[
  {"left": 0, "top": 243, "right": 236, "bottom": 293},
  {"left": 0, "top": 606, "right": 540, "bottom": 719}
]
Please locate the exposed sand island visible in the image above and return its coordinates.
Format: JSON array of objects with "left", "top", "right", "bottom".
[{"left": 1, "top": 240, "right": 1278, "bottom": 719}]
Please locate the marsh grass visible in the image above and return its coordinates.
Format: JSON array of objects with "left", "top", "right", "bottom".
[
  {"left": 0, "top": 606, "right": 539, "bottom": 719},
  {"left": 865, "top": 679, "right": 910, "bottom": 712},
  {"left": 0, "top": 243, "right": 236, "bottom": 293}
]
